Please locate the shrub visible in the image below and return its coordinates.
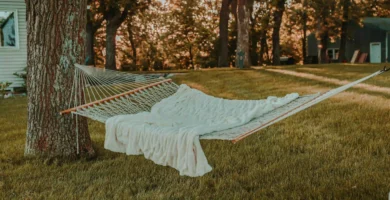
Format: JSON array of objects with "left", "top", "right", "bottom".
[
  {"left": 0, "top": 81, "right": 12, "bottom": 96},
  {"left": 13, "top": 67, "right": 27, "bottom": 93}
]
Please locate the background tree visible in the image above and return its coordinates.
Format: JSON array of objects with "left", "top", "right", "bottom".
[
  {"left": 338, "top": 0, "right": 350, "bottom": 62},
  {"left": 86, "top": 0, "right": 390, "bottom": 69},
  {"left": 159, "top": 0, "right": 218, "bottom": 69},
  {"left": 125, "top": 12, "right": 138, "bottom": 69},
  {"left": 258, "top": 0, "right": 272, "bottom": 65},
  {"left": 271, "top": 0, "right": 286, "bottom": 65},
  {"left": 301, "top": 0, "right": 308, "bottom": 63},
  {"left": 218, "top": 0, "right": 233, "bottom": 67},
  {"left": 25, "top": 0, "right": 95, "bottom": 158},
  {"left": 309, "top": 0, "right": 338, "bottom": 64},
  {"left": 228, "top": 0, "right": 238, "bottom": 66},
  {"left": 282, "top": 0, "right": 313, "bottom": 63},
  {"left": 102, "top": 0, "right": 132, "bottom": 70},
  {"left": 86, "top": 0, "right": 104, "bottom": 65},
  {"left": 236, "top": 0, "right": 253, "bottom": 68}
]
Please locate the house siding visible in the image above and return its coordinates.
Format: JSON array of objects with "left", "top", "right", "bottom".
[
  {"left": 0, "top": 0, "right": 26, "bottom": 88},
  {"left": 307, "top": 18, "right": 390, "bottom": 63},
  {"left": 346, "top": 23, "right": 387, "bottom": 62}
]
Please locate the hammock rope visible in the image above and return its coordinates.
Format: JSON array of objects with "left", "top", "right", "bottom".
[{"left": 61, "top": 64, "right": 389, "bottom": 144}]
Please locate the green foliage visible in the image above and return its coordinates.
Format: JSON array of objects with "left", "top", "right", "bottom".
[
  {"left": 13, "top": 67, "right": 27, "bottom": 92},
  {"left": 89, "top": 0, "right": 390, "bottom": 68},
  {"left": 0, "top": 81, "right": 12, "bottom": 96},
  {"left": 159, "top": 0, "right": 219, "bottom": 69},
  {"left": 92, "top": 0, "right": 220, "bottom": 70}
]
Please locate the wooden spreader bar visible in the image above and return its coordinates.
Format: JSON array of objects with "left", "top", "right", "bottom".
[{"left": 60, "top": 79, "right": 173, "bottom": 115}]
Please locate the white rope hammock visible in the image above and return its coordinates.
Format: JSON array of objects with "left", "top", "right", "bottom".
[{"left": 61, "top": 64, "right": 388, "bottom": 143}]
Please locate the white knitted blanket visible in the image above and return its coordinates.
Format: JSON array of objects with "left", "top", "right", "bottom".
[{"left": 104, "top": 84, "right": 299, "bottom": 177}]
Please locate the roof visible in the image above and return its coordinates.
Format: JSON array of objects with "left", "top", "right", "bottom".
[
  {"left": 363, "top": 17, "right": 390, "bottom": 31},
  {"left": 0, "top": 12, "right": 14, "bottom": 29}
]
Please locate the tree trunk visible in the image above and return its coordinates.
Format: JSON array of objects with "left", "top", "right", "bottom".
[
  {"left": 218, "top": 0, "right": 232, "bottom": 67},
  {"left": 259, "top": 8, "right": 270, "bottom": 65},
  {"left": 236, "top": 0, "right": 252, "bottom": 68},
  {"left": 338, "top": 0, "right": 350, "bottom": 62},
  {"left": 259, "top": 35, "right": 267, "bottom": 64},
  {"left": 105, "top": 23, "right": 118, "bottom": 70},
  {"left": 272, "top": 0, "right": 286, "bottom": 65},
  {"left": 249, "top": 5, "right": 258, "bottom": 65},
  {"left": 86, "top": 21, "right": 97, "bottom": 66},
  {"left": 318, "top": 5, "right": 330, "bottom": 64},
  {"left": 25, "top": 0, "right": 95, "bottom": 158},
  {"left": 189, "top": 45, "right": 194, "bottom": 69},
  {"left": 319, "top": 31, "right": 329, "bottom": 64},
  {"left": 104, "top": 5, "right": 130, "bottom": 70},
  {"left": 127, "top": 24, "right": 137, "bottom": 66},
  {"left": 231, "top": 0, "right": 238, "bottom": 22},
  {"left": 302, "top": 0, "right": 308, "bottom": 64},
  {"left": 250, "top": 24, "right": 258, "bottom": 66},
  {"left": 229, "top": 0, "right": 238, "bottom": 66},
  {"left": 86, "top": 8, "right": 102, "bottom": 66}
]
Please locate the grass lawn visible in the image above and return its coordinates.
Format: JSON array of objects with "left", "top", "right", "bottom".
[{"left": 1, "top": 64, "right": 390, "bottom": 199}]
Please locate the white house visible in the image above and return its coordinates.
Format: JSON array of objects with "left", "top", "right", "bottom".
[{"left": 0, "top": 0, "right": 26, "bottom": 89}]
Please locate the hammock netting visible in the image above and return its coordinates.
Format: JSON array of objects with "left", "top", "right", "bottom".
[
  {"left": 62, "top": 64, "right": 180, "bottom": 122},
  {"left": 61, "top": 64, "right": 387, "bottom": 176},
  {"left": 63, "top": 64, "right": 385, "bottom": 143}
]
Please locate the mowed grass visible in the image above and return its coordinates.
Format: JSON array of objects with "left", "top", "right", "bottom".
[{"left": 1, "top": 64, "right": 390, "bottom": 199}]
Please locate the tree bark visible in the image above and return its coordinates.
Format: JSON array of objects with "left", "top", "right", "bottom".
[
  {"left": 231, "top": 0, "right": 238, "bottom": 22},
  {"left": 249, "top": 5, "right": 258, "bottom": 65},
  {"left": 272, "top": 0, "right": 286, "bottom": 65},
  {"left": 229, "top": 0, "right": 238, "bottom": 66},
  {"left": 319, "top": 31, "right": 329, "bottom": 64},
  {"left": 105, "top": 23, "right": 118, "bottom": 70},
  {"left": 86, "top": 8, "right": 103, "bottom": 66},
  {"left": 318, "top": 4, "right": 330, "bottom": 64},
  {"left": 189, "top": 45, "right": 194, "bottom": 69},
  {"left": 127, "top": 23, "right": 137, "bottom": 66},
  {"left": 218, "top": 0, "right": 232, "bottom": 67},
  {"left": 25, "top": 0, "right": 95, "bottom": 158},
  {"left": 302, "top": 0, "right": 308, "bottom": 64},
  {"left": 86, "top": 20, "right": 97, "bottom": 65},
  {"left": 338, "top": 0, "right": 350, "bottom": 62},
  {"left": 259, "top": 35, "right": 267, "bottom": 64},
  {"left": 236, "top": 0, "right": 252, "bottom": 68},
  {"left": 104, "top": 4, "right": 130, "bottom": 70},
  {"left": 259, "top": 5, "right": 270, "bottom": 65}
]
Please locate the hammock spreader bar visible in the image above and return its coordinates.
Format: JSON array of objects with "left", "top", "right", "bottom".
[{"left": 60, "top": 79, "right": 173, "bottom": 115}]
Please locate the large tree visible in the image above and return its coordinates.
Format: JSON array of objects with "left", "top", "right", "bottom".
[
  {"left": 218, "top": 0, "right": 233, "bottom": 67},
  {"left": 301, "top": 0, "right": 308, "bottom": 63},
  {"left": 338, "top": 0, "right": 351, "bottom": 62},
  {"left": 310, "top": 0, "right": 335, "bottom": 64},
  {"left": 86, "top": 0, "right": 104, "bottom": 66},
  {"left": 102, "top": 1, "right": 132, "bottom": 70},
  {"left": 236, "top": 0, "right": 253, "bottom": 68},
  {"left": 258, "top": 1, "right": 272, "bottom": 65},
  {"left": 160, "top": 0, "right": 217, "bottom": 69},
  {"left": 271, "top": 0, "right": 286, "bottom": 65},
  {"left": 25, "top": 0, "right": 95, "bottom": 158}
]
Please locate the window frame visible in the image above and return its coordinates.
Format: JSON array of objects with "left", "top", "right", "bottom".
[
  {"left": 0, "top": 9, "right": 19, "bottom": 49},
  {"left": 327, "top": 48, "right": 339, "bottom": 60}
]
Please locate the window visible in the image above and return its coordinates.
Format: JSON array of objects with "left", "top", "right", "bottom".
[
  {"left": 0, "top": 10, "right": 18, "bottom": 48},
  {"left": 327, "top": 48, "right": 339, "bottom": 60}
]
